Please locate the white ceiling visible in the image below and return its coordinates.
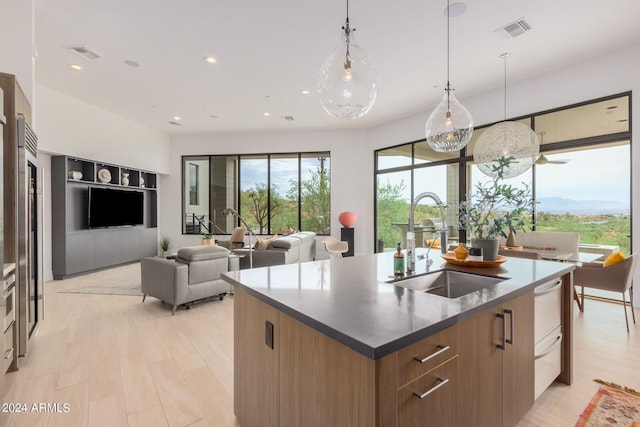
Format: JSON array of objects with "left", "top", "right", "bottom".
[{"left": 34, "top": 0, "right": 640, "bottom": 136}]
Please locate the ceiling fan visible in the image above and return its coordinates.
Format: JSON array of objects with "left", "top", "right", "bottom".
[
  {"left": 535, "top": 153, "right": 569, "bottom": 165},
  {"left": 535, "top": 132, "right": 570, "bottom": 165}
]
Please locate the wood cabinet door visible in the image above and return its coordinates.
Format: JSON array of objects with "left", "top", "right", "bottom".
[
  {"left": 502, "top": 291, "right": 535, "bottom": 427},
  {"left": 234, "top": 290, "right": 280, "bottom": 427},
  {"left": 398, "top": 357, "right": 459, "bottom": 427},
  {"left": 278, "top": 311, "right": 376, "bottom": 427},
  {"left": 458, "top": 306, "right": 503, "bottom": 426}
]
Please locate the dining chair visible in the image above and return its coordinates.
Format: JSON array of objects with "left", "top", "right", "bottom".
[
  {"left": 323, "top": 236, "right": 349, "bottom": 259},
  {"left": 573, "top": 253, "right": 638, "bottom": 332}
]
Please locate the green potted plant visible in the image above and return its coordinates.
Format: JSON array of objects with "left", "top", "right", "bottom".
[
  {"left": 160, "top": 235, "right": 170, "bottom": 257},
  {"left": 201, "top": 232, "right": 214, "bottom": 246},
  {"left": 458, "top": 157, "right": 535, "bottom": 260}
]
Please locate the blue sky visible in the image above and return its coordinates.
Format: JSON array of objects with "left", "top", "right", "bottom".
[{"left": 240, "top": 156, "right": 329, "bottom": 195}]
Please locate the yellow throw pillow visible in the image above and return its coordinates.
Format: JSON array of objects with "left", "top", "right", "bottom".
[{"left": 603, "top": 251, "right": 626, "bottom": 267}]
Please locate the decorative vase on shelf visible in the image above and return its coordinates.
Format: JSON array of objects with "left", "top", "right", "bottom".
[
  {"left": 121, "top": 172, "right": 129, "bottom": 186},
  {"left": 338, "top": 211, "right": 357, "bottom": 228},
  {"left": 506, "top": 229, "right": 516, "bottom": 247},
  {"left": 68, "top": 171, "right": 83, "bottom": 180},
  {"left": 97, "top": 168, "right": 111, "bottom": 183}
]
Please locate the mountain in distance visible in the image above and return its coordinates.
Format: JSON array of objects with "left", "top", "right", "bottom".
[{"left": 536, "top": 197, "right": 630, "bottom": 215}]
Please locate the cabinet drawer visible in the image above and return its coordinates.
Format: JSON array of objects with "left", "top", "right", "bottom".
[
  {"left": 398, "top": 356, "right": 459, "bottom": 427},
  {"left": 534, "top": 326, "right": 562, "bottom": 400},
  {"left": 397, "top": 325, "right": 458, "bottom": 387},
  {"left": 534, "top": 277, "right": 562, "bottom": 343},
  {"left": 3, "top": 323, "right": 14, "bottom": 374}
]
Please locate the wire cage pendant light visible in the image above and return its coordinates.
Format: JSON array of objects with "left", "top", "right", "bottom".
[
  {"left": 473, "top": 53, "right": 540, "bottom": 179},
  {"left": 425, "top": 0, "right": 474, "bottom": 152},
  {"left": 317, "top": 0, "right": 378, "bottom": 119}
]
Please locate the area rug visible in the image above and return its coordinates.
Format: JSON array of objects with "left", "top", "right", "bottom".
[
  {"left": 57, "top": 264, "right": 143, "bottom": 296},
  {"left": 576, "top": 379, "right": 640, "bottom": 426},
  {"left": 58, "top": 282, "right": 142, "bottom": 296}
]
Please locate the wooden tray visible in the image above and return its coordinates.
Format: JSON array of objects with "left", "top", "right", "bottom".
[{"left": 441, "top": 253, "right": 507, "bottom": 267}]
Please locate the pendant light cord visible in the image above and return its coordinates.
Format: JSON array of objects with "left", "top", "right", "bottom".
[
  {"left": 446, "top": 0, "right": 450, "bottom": 87},
  {"left": 503, "top": 54, "right": 507, "bottom": 121},
  {"left": 343, "top": 0, "right": 352, "bottom": 68},
  {"left": 445, "top": 0, "right": 451, "bottom": 113},
  {"left": 500, "top": 52, "right": 510, "bottom": 120}
]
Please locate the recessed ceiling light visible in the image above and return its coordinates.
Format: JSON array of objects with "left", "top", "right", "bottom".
[
  {"left": 124, "top": 60, "right": 140, "bottom": 68},
  {"left": 69, "top": 64, "right": 83, "bottom": 71},
  {"left": 263, "top": 112, "right": 271, "bottom": 117},
  {"left": 444, "top": 2, "right": 467, "bottom": 17},
  {"left": 204, "top": 56, "right": 217, "bottom": 64},
  {"left": 301, "top": 90, "right": 310, "bottom": 95},
  {"left": 173, "top": 116, "right": 181, "bottom": 121}
]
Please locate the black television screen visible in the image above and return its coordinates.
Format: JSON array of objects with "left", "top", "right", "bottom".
[{"left": 89, "top": 187, "right": 144, "bottom": 228}]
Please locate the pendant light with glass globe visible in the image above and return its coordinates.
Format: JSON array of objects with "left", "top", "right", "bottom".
[
  {"left": 425, "top": 0, "right": 474, "bottom": 152},
  {"left": 317, "top": 0, "right": 378, "bottom": 119},
  {"left": 473, "top": 53, "right": 540, "bottom": 179}
]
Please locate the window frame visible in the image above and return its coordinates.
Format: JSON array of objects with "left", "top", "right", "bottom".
[
  {"left": 374, "top": 91, "right": 632, "bottom": 252},
  {"left": 182, "top": 151, "right": 331, "bottom": 236}
]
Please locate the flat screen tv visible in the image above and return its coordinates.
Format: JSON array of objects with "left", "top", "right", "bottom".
[{"left": 89, "top": 187, "right": 144, "bottom": 228}]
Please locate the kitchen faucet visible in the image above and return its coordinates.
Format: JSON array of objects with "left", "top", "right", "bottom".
[{"left": 408, "top": 192, "right": 447, "bottom": 272}]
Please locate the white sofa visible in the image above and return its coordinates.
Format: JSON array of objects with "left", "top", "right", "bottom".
[{"left": 233, "top": 231, "right": 316, "bottom": 269}]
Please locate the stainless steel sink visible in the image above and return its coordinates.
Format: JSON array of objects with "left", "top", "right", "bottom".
[{"left": 388, "top": 269, "right": 506, "bottom": 299}]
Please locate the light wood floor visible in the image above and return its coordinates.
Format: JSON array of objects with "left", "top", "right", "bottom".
[{"left": 1, "top": 263, "right": 638, "bottom": 427}]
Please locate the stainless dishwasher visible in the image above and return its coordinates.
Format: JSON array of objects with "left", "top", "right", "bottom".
[{"left": 534, "top": 278, "right": 563, "bottom": 399}]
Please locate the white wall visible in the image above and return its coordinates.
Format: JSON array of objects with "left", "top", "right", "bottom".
[
  {"left": 0, "top": 0, "right": 34, "bottom": 106},
  {"left": 161, "top": 129, "right": 371, "bottom": 255},
  {"left": 36, "top": 85, "right": 171, "bottom": 173}
]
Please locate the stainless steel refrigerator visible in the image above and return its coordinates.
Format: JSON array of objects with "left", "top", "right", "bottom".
[{"left": 16, "top": 116, "right": 43, "bottom": 356}]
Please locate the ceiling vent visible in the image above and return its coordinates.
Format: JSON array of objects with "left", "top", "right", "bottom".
[
  {"left": 168, "top": 121, "right": 182, "bottom": 126},
  {"left": 281, "top": 116, "right": 295, "bottom": 122},
  {"left": 68, "top": 45, "right": 103, "bottom": 60},
  {"left": 494, "top": 18, "right": 532, "bottom": 38}
]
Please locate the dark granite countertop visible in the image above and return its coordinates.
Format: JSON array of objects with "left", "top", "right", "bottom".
[{"left": 222, "top": 249, "right": 574, "bottom": 360}]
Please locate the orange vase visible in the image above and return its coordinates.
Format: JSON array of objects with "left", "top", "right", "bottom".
[{"left": 338, "top": 211, "right": 357, "bottom": 228}]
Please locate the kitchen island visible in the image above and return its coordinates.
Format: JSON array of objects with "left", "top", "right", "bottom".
[{"left": 222, "top": 250, "right": 575, "bottom": 427}]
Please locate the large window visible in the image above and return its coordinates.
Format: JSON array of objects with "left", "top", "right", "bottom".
[
  {"left": 374, "top": 93, "right": 632, "bottom": 258},
  {"left": 182, "top": 152, "right": 330, "bottom": 235}
]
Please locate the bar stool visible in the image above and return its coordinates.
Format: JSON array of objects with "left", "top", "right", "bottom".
[{"left": 323, "top": 236, "right": 349, "bottom": 259}]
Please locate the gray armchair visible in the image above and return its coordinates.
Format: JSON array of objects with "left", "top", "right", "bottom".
[
  {"left": 574, "top": 253, "right": 638, "bottom": 332},
  {"left": 141, "top": 245, "right": 239, "bottom": 314}
]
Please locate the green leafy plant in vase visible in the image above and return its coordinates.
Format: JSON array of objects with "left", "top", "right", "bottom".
[
  {"left": 458, "top": 156, "right": 535, "bottom": 260},
  {"left": 201, "top": 233, "right": 214, "bottom": 246},
  {"left": 160, "top": 235, "right": 170, "bottom": 256}
]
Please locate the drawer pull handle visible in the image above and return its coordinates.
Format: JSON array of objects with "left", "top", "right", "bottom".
[
  {"left": 413, "top": 377, "right": 449, "bottom": 399},
  {"left": 414, "top": 345, "right": 450, "bottom": 363},
  {"left": 534, "top": 279, "right": 562, "bottom": 296},
  {"left": 535, "top": 333, "right": 563, "bottom": 360},
  {"left": 505, "top": 309, "right": 514, "bottom": 345},
  {"left": 497, "top": 313, "right": 506, "bottom": 350}
]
